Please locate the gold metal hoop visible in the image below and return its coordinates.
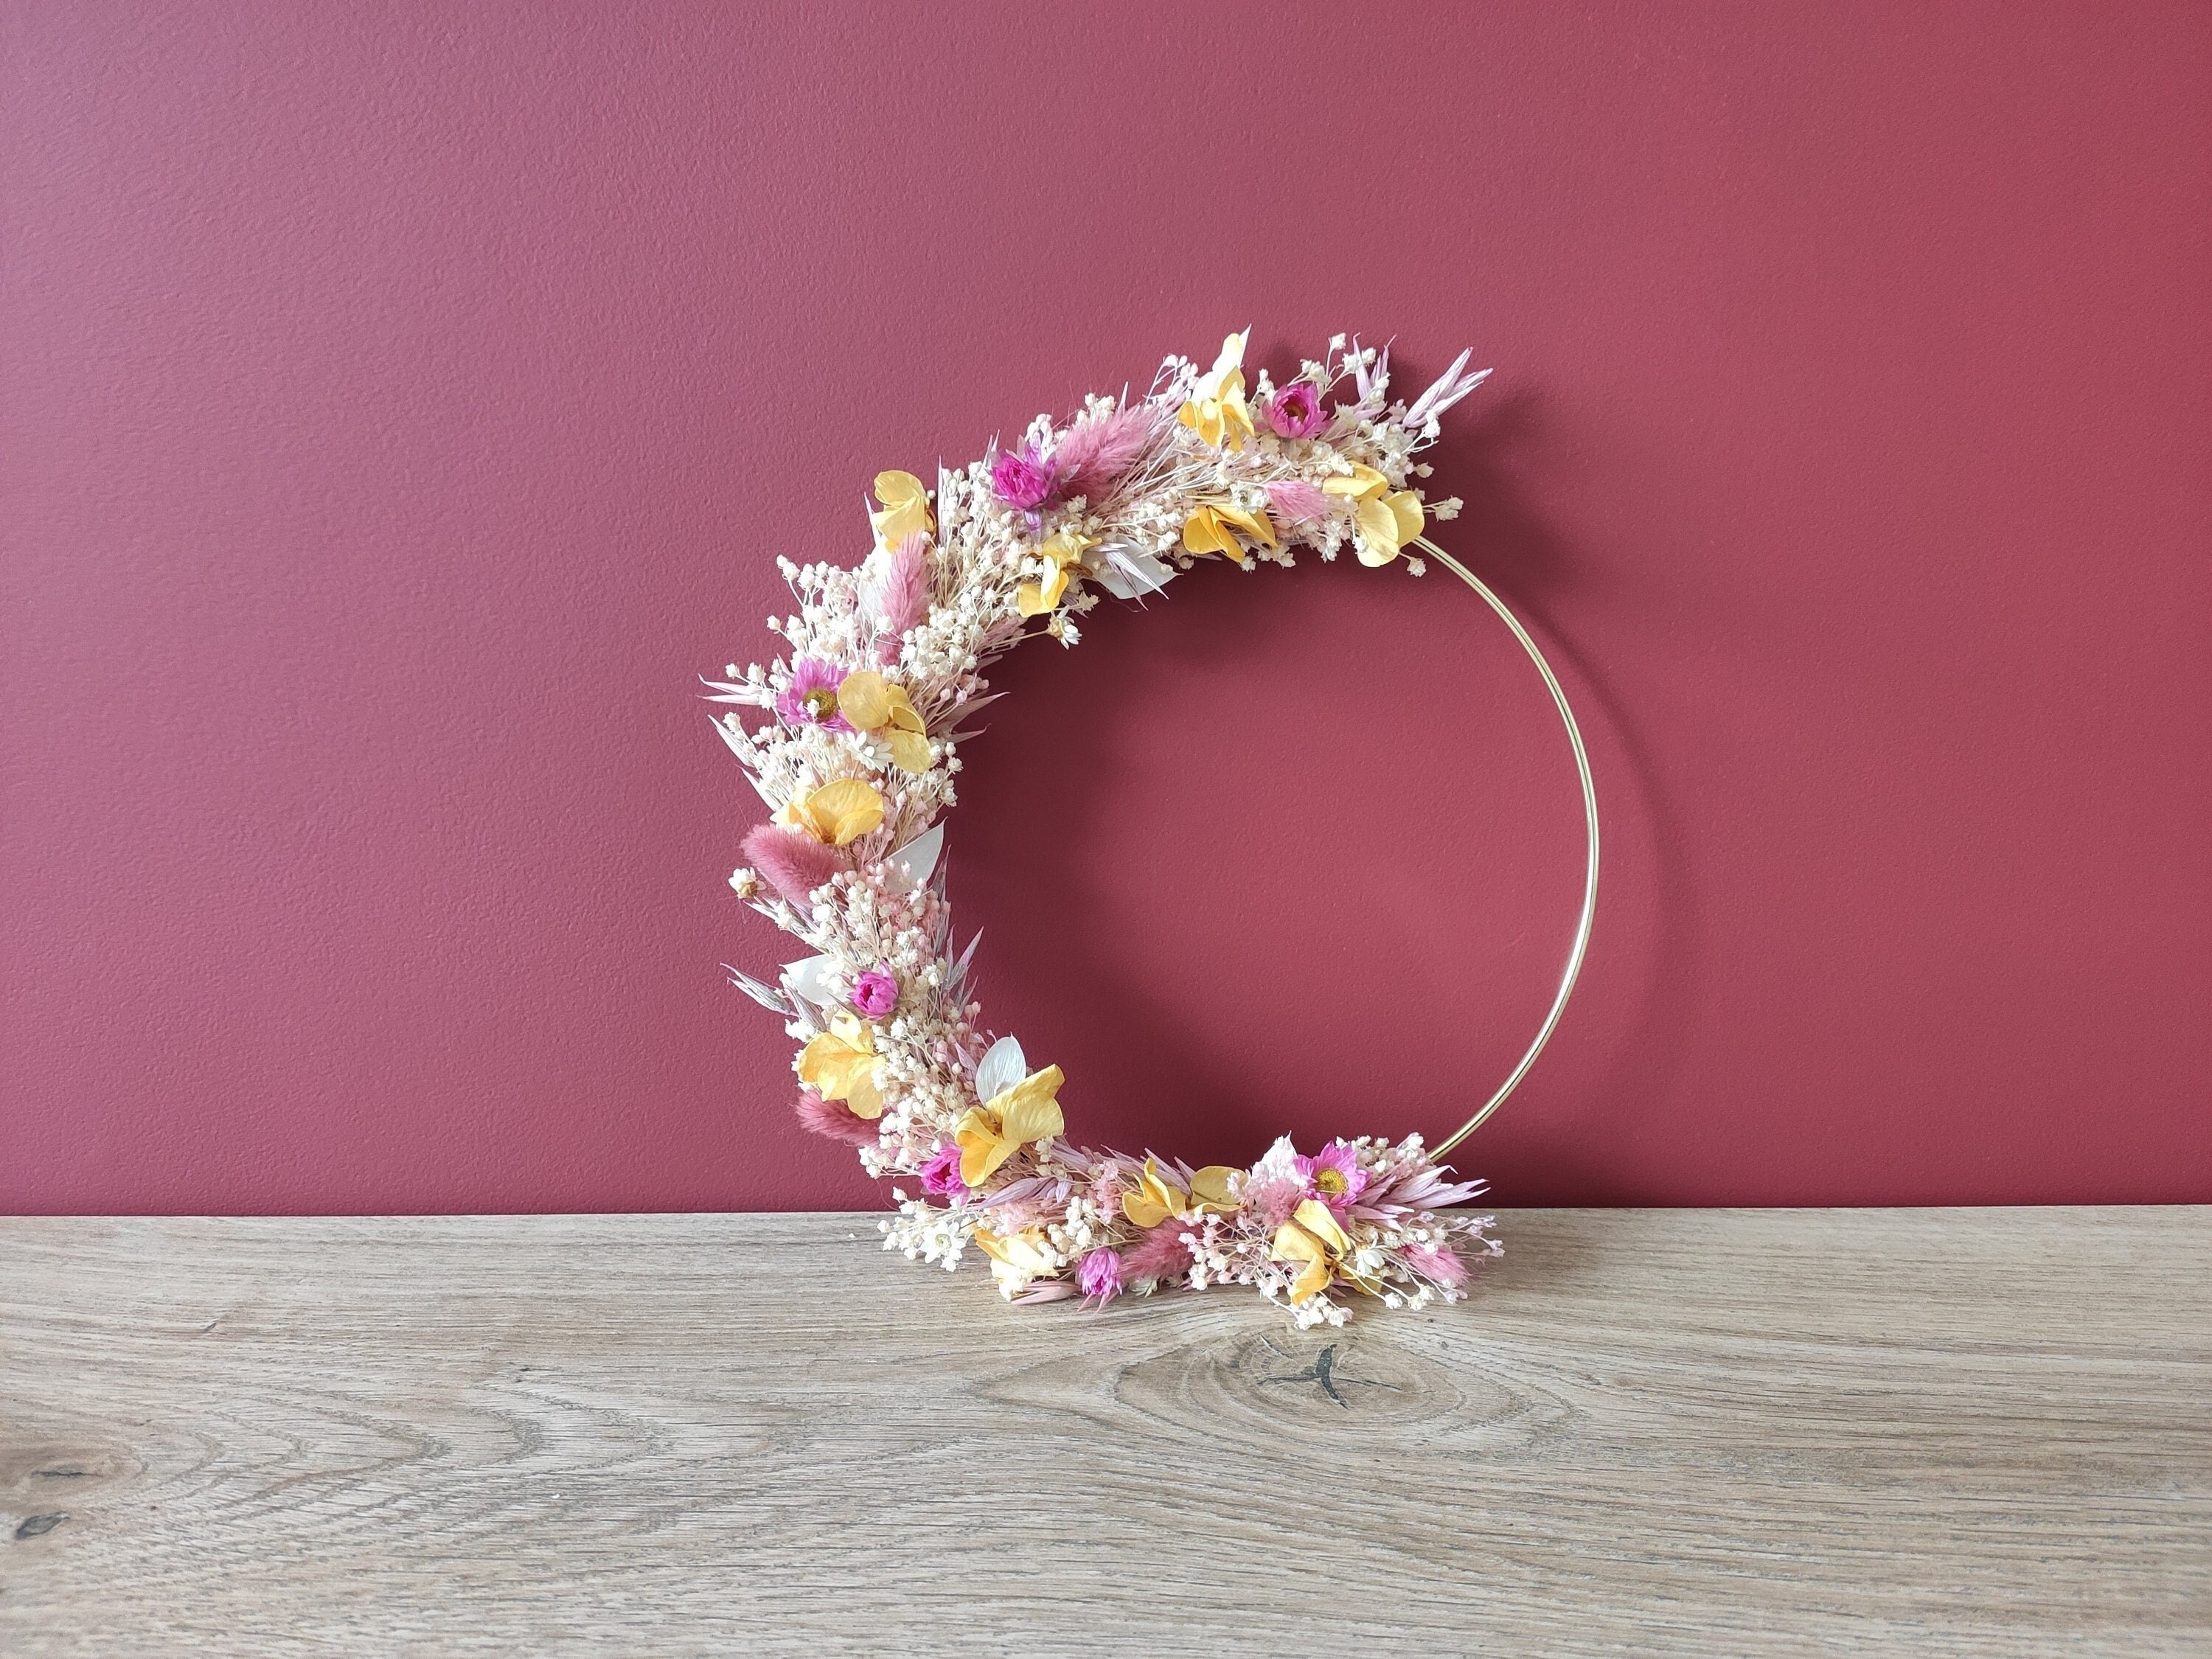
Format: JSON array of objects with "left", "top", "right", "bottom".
[{"left": 1419, "top": 537, "right": 1601, "bottom": 1158}]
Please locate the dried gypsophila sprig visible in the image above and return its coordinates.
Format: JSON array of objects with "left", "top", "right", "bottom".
[{"left": 711, "top": 331, "right": 1497, "bottom": 1324}]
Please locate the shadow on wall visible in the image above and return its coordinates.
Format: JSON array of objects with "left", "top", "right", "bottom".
[{"left": 1427, "top": 388, "right": 1709, "bottom": 1201}]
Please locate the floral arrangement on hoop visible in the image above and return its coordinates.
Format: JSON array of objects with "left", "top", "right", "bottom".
[{"left": 710, "top": 332, "right": 1500, "bottom": 1327}]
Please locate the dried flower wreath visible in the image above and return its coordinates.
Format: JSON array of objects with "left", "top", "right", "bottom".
[{"left": 709, "top": 333, "right": 1597, "bottom": 1326}]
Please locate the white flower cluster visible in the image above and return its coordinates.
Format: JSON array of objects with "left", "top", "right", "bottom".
[{"left": 714, "top": 333, "right": 1498, "bottom": 1321}]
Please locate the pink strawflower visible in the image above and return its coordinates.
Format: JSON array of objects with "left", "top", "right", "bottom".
[
  {"left": 775, "top": 658, "right": 852, "bottom": 731},
  {"left": 1054, "top": 405, "right": 1158, "bottom": 502},
  {"left": 794, "top": 1089, "right": 879, "bottom": 1147},
  {"left": 1119, "top": 1222, "right": 1194, "bottom": 1285},
  {"left": 1265, "top": 479, "right": 1331, "bottom": 525},
  {"left": 1295, "top": 1141, "right": 1370, "bottom": 1214},
  {"left": 1077, "top": 1247, "right": 1124, "bottom": 1304},
  {"left": 1265, "top": 381, "right": 1326, "bottom": 438},
  {"left": 851, "top": 971, "right": 898, "bottom": 1017},
  {"left": 741, "top": 824, "right": 845, "bottom": 906},
  {"left": 989, "top": 442, "right": 1060, "bottom": 510},
  {"left": 864, "top": 533, "right": 931, "bottom": 661},
  {"left": 1402, "top": 1241, "right": 1470, "bottom": 1288},
  {"left": 919, "top": 1144, "right": 967, "bottom": 1198}
]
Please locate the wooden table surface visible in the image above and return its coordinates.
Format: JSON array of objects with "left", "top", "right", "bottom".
[{"left": 2, "top": 1208, "right": 2206, "bottom": 1656}]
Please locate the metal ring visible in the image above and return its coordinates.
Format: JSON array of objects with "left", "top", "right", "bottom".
[{"left": 1416, "top": 536, "right": 1600, "bottom": 1158}]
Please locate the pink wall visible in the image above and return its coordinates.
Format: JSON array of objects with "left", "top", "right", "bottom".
[{"left": 4, "top": 2, "right": 2207, "bottom": 1214}]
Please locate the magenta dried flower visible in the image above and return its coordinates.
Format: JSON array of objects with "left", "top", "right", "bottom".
[
  {"left": 989, "top": 443, "right": 1060, "bottom": 510},
  {"left": 919, "top": 1145, "right": 967, "bottom": 1199},
  {"left": 1077, "top": 1247, "right": 1124, "bottom": 1304},
  {"left": 850, "top": 971, "right": 898, "bottom": 1017},
  {"left": 776, "top": 658, "right": 852, "bottom": 731},
  {"left": 1265, "top": 381, "right": 1327, "bottom": 439},
  {"left": 1295, "top": 1141, "right": 1370, "bottom": 1215}
]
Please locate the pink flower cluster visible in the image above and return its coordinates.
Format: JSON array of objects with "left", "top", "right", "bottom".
[
  {"left": 1077, "top": 1247, "right": 1123, "bottom": 1303},
  {"left": 989, "top": 442, "right": 1059, "bottom": 510},
  {"left": 1295, "top": 1140, "right": 1371, "bottom": 1213},
  {"left": 1265, "top": 381, "right": 1327, "bottom": 438},
  {"left": 776, "top": 657, "right": 850, "bottom": 731},
  {"left": 919, "top": 1145, "right": 967, "bottom": 1198},
  {"left": 851, "top": 971, "right": 898, "bottom": 1016}
]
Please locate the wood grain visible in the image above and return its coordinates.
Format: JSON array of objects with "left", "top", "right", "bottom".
[{"left": 1, "top": 1208, "right": 2207, "bottom": 1656}]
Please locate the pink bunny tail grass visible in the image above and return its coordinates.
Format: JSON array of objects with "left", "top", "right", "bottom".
[
  {"left": 1265, "top": 479, "right": 1330, "bottom": 526},
  {"left": 794, "top": 1089, "right": 881, "bottom": 1147},
  {"left": 865, "top": 532, "right": 932, "bottom": 656},
  {"left": 742, "top": 824, "right": 844, "bottom": 906},
  {"left": 1119, "top": 1222, "right": 1196, "bottom": 1284},
  {"left": 1400, "top": 1241, "right": 1470, "bottom": 1288},
  {"left": 1057, "top": 405, "right": 1161, "bottom": 502}
]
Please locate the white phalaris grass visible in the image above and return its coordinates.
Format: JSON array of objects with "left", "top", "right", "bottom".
[{"left": 717, "top": 333, "right": 1498, "bottom": 1322}]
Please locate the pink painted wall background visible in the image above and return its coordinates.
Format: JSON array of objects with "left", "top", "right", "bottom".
[{"left": 4, "top": 2, "right": 2208, "bottom": 1214}]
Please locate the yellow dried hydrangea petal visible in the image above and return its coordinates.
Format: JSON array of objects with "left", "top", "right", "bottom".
[
  {"left": 836, "top": 670, "right": 892, "bottom": 730},
  {"left": 874, "top": 470, "right": 925, "bottom": 504},
  {"left": 1291, "top": 1198, "right": 1350, "bottom": 1253},
  {"left": 1214, "top": 501, "right": 1277, "bottom": 549},
  {"left": 1323, "top": 464, "right": 1390, "bottom": 500},
  {"left": 1181, "top": 507, "right": 1234, "bottom": 560},
  {"left": 884, "top": 727, "right": 931, "bottom": 773},
  {"left": 1188, "top": 1166, "right": 1240, "bottom": 1213},
  {"left": 1120, "top": 1161, "right": 1177, "bottom": 1229},
  {"left": 1354, "top": 495, "right": 1404, "bottom": 566},
  {"left": 1385, "top": 490, "right": 1425, "bottom": 546},
  {"left": 1181, "top": 502, "right": 1276, "bottom": 563},
  {"left": 869, "top": 470, "right": 934, "bottom": 549},
  {"left": 844, "top": 1067, "right": 884, "bottom": 1119},
  {"left": 799, "top": 1011, "right": 882, "bottom": 1112},
  {"left": 1017, "top": 562, "right": 1071, "bottom": 616},
  {"left": 956, "top": 1107, "right": 1015, "bottom": 1187},
  {"left": 796, "top": 778, "right": 883, "bottom": 846},
  {"left": 991, "top": 1065, "right": 1065, "bottom": 1148},
  {"left": 1270, "top": 1219, "right": 1332, "bottom": 1303}
]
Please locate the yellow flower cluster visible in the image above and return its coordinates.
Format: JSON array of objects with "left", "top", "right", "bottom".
[
  {"left": 954, "top": 1064, "right": 1065, "bottom": 1186},
  {"left": 869, "top": 470, "right": 933, "bottom": 549},
  {"left": 777, "top": 778, "right": 883, "bottom": 846},
  {"left": 799, "top": 1011, "right": 884, "bottom": 1119},
  {"left": 836, "top": 670, "right": 928, "bottom": 772},
  {"left": 1176, "top": 330, "right": 1254, "bottom": 450},
  {"left": 1326, "top": 464, "right": 1425, "bottom": 566}
]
